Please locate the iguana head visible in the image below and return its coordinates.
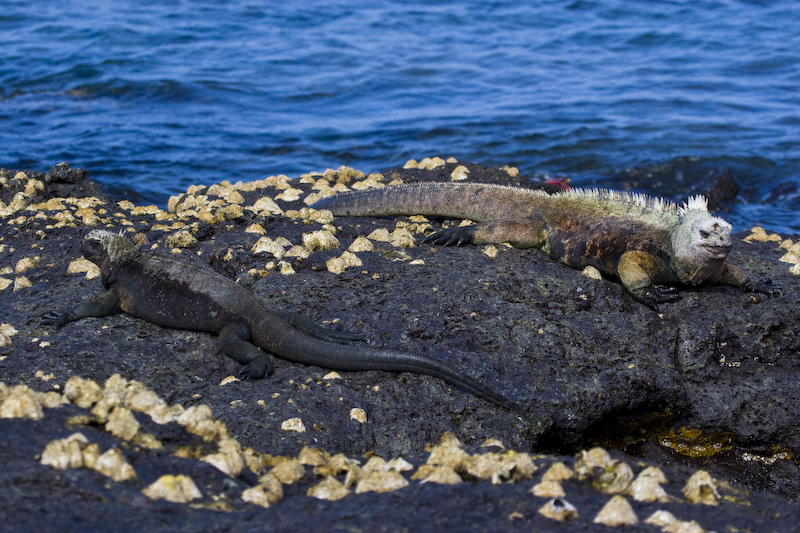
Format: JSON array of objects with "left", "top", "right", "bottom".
[
  {"left": 671, "top": 196, "right": 732, "bottom": 285},
  {"left": 83, "top": 230, "right": 138, "bottom": 266}
]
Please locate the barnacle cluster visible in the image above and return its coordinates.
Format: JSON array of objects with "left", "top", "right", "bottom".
[
  {"left": 744, "top": 226, "right": 800, "bottom": 276},
  {"left": 530, "top": 446, "right": 725, "bottom": 530},
  {"left": 2, "top": 375, "right": 738, "bottom": 526},
  {"left": 0, "top": 162, "right": 465, "bottom": 294}
]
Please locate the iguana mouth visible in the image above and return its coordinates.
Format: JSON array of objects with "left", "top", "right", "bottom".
[{"left": 702, "top": 244, "right": 731, "bottom": 258}]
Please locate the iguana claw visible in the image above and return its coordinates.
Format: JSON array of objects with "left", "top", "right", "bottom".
[
  {"left": 41, "top": 311, "right": 69, "bottom": 327},
  {"left": 422, "top": 226, "right": 476, "bottom": 246},
  {"left": 743, "top": 278, "right": 782, "bottom": 298},
  {"left": 318, "top": 329, "right": 369, "bottom": 344},
  {"left": 239, "top": 355, "right": 271, "bottom": 380},
  {"left": 634, "top": 285, "right": 681, "bottom": 312}
]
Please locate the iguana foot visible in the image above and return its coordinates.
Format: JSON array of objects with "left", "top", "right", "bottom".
[
  {"left": 422, "top": 226, "right": 476, "bottom": 246},
  {"left": 631, "top": 285, "right": 681, "bottom": 311},
  {"left": 239, "top": 354, "right": 272, "bottom": 380},
  {"left": 274, "top": 311, "right": 368, "bottom": 344},
  {"left": 315, "top": 327, "right": 368, "bottom": 345},
  {"left": 743, "top": 278, "right": 782, "bottom": 298},
  {"left": 41, "top": 311, "right": 69, "bottom": 328}
]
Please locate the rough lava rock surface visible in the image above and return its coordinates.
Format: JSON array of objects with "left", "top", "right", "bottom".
[{"left": 1, "top": 162, "right": 799, "bottom": 531}]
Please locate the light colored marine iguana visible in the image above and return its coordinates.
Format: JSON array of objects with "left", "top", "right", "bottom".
[
  {"left": 42, "top": 230, "right": 514, "bottom": 409},
  {"left": 313, "top": 182, "right": 779, "bottom": 310}
]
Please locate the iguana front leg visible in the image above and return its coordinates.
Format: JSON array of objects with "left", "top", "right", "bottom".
[
  {"left": 272, "top": 311, "right": 368, "bottom": 344},
  {"left": 618, "top": 251, "right": 680, "bottom": 311},
  {"left": 713, "top": 262, "right": 782, "bottom": 297},
  {"left": 42, "top": 290, "right": 121, "bottom": 327},
  {"left": 219, "top": 320, "right": 273, "bottom": 379},
  {"left": 423, "top": 218, "right": 547, "bottom": 249}
]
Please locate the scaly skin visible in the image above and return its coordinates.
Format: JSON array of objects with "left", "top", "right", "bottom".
[
  {"left": 42, "top": 230, "right": 514, "bottom": 409},
  {"left": 313, "top": 182, "right": 779, "bottom": 310}
]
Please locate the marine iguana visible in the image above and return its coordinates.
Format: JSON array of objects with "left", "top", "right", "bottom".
[
  {"left": 313, "top": 183, "right": 779, "bottom": 309},
  {"left": 42, "top": 230, "right": 513, "bottom": 409}
]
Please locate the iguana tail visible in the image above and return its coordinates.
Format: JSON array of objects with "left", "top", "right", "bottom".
[
  {"left": 251, "top": 316, "right": 516, "bottom": 410},
  {"left": 312, "top": 182, "right": 548, "bottom": 223}
]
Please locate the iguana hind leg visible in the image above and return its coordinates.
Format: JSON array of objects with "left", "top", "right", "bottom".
[
  {"left": 219, "top": 320, "right": 273, "bottom": 379},
  {"left": 423, "top": 218, "right": 546, "bottom": 248},
  {"left": 423, "top": 225, "right": 476, "bottom": 246},
  {"left": 272, "top": 311, "right": 368, "bottom": 344}
]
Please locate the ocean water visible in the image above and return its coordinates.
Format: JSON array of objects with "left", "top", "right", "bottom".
[{"left": 1, "top": 0, "right": 798, "bottom": 232}]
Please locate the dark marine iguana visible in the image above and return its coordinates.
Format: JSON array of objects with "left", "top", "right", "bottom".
[
  {"left": 42, "top": 230, "right": 513, "bottom": 409},
  {"left": 312, "top": 182, "right": 779, "bottom": 310}
]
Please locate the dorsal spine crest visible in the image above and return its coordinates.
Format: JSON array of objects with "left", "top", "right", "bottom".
[
  {"left": 362, "top": 182, "right": 691, "bottom": 215},
  {"left": 678, "top": 195, "right": 709, "bottom": 216},
  {"left": 86, "top": 229, "right": 138, "bottom": 262}
]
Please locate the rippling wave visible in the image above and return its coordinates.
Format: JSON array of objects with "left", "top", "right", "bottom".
[{"left": 1, "top": 0, "right": 797, "bottom": 232}]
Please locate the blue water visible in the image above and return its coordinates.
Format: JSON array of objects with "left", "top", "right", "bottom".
[{"left": 1, "top": 0, "right": 798, "bottom": 232}]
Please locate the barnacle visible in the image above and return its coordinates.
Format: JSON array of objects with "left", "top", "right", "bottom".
[
  {"left": 142, "top": 475, "right": 202, "bottom": 503},
  {"left": 593, "top": 495, "right": 638, "bottom": 526}
]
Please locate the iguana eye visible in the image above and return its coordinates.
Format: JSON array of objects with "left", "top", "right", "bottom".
[{"left": 700, "top": 230, "right": 710, "bottom": 239}]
